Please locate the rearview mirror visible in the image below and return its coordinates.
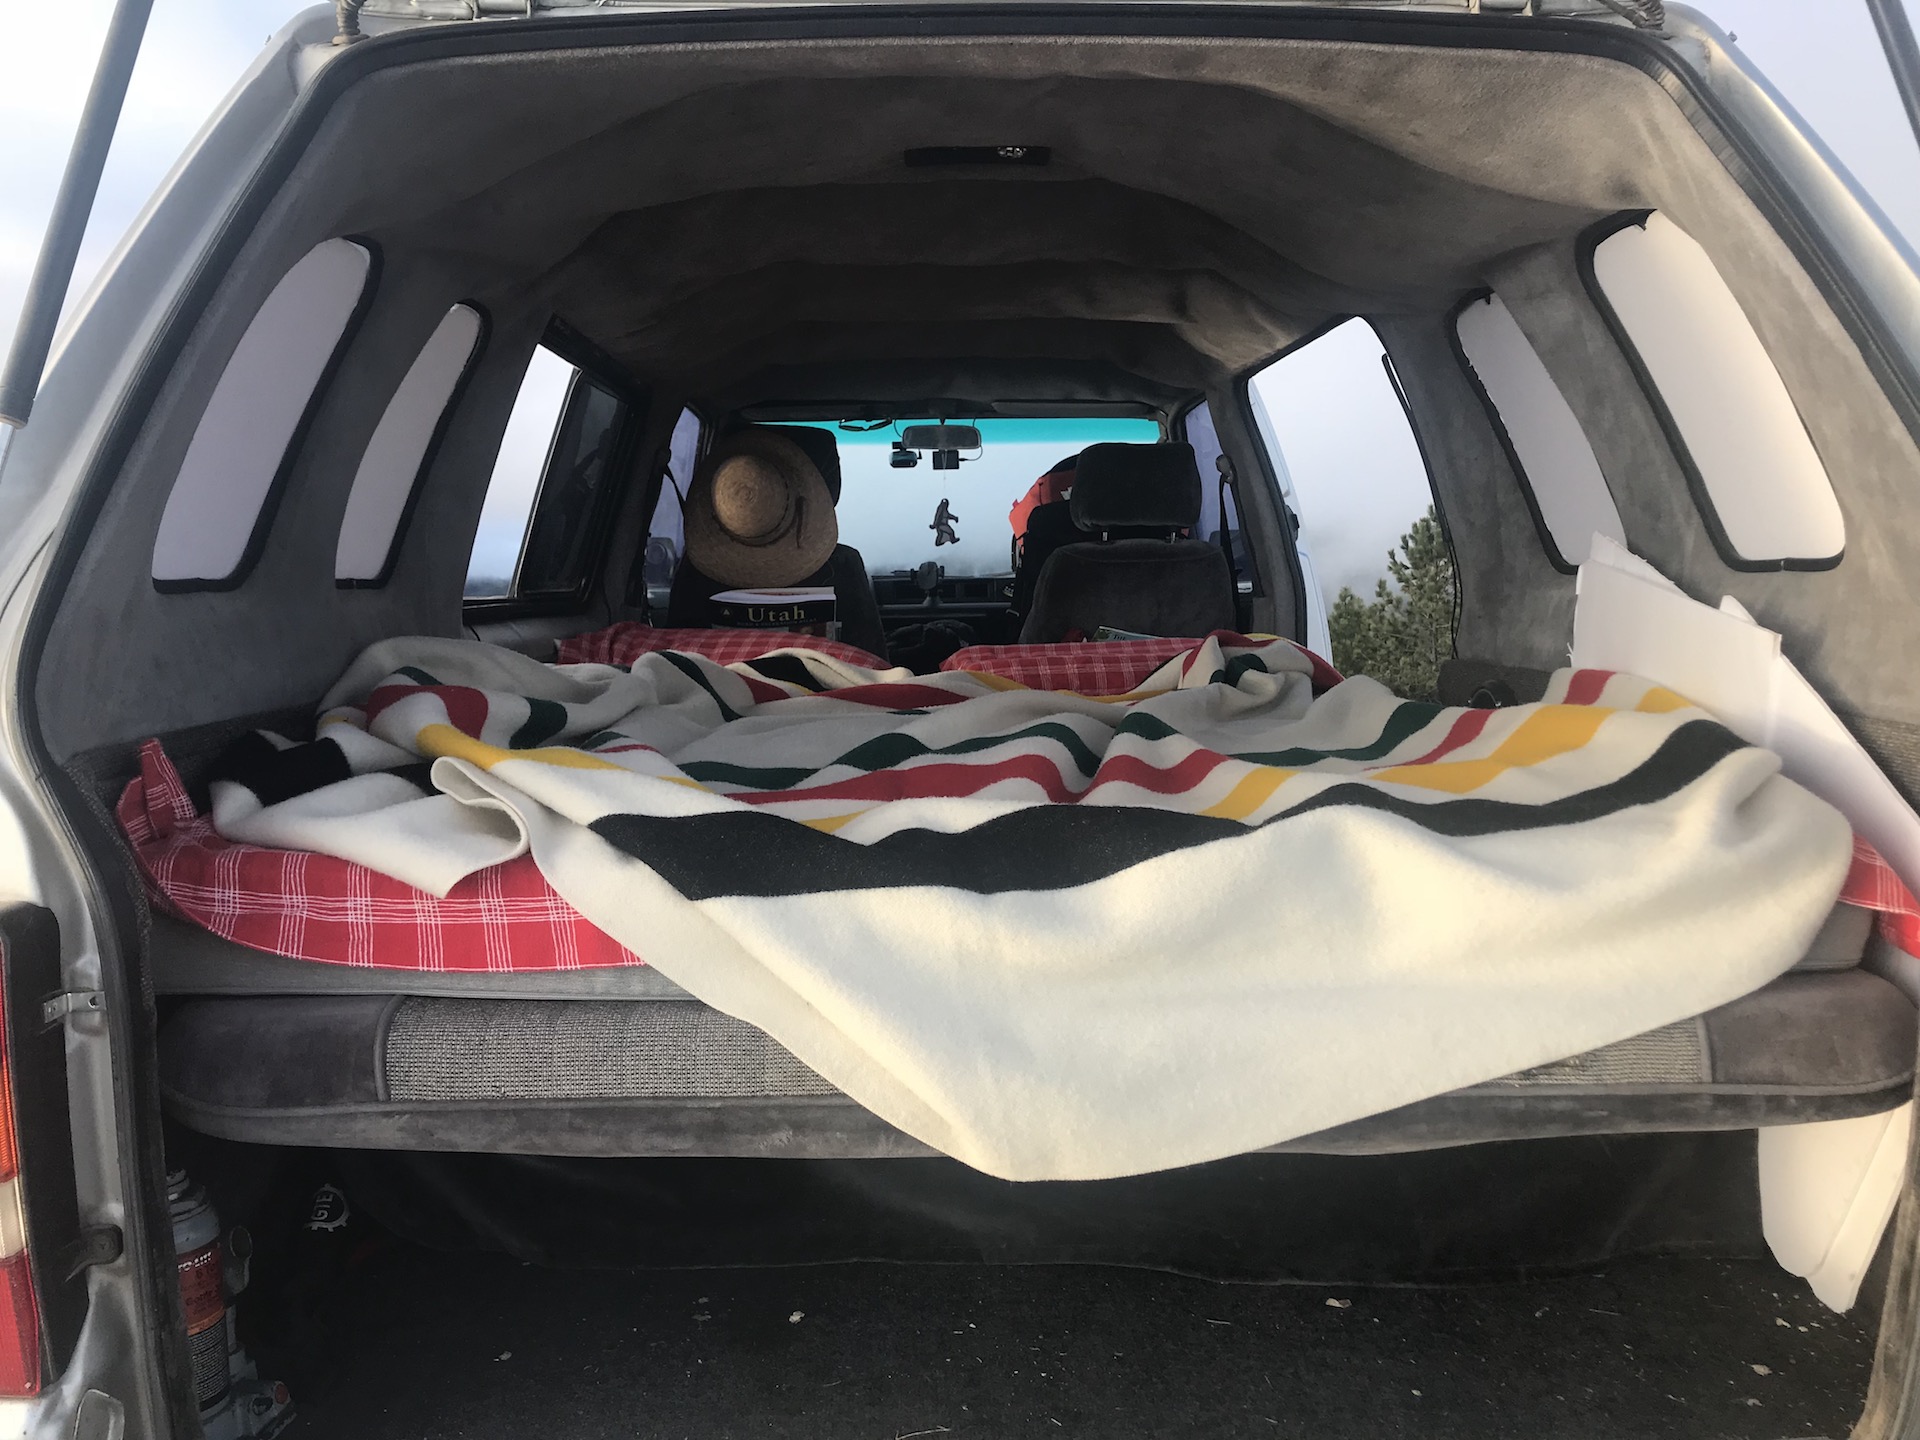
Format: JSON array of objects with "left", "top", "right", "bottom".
[{"left": 899, "top": 424, "right": 981, "bottom": 452}]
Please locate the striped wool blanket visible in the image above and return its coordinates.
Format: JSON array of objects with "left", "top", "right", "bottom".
[{"left": 209, "top": 634, "right": 1852, "bottom": 1180}]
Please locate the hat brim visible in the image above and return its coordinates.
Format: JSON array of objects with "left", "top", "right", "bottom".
[{"left": 683, "top": 431, "right": 839, "bottom": 589}]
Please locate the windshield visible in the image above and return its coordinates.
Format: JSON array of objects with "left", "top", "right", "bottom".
[{"left": 791, "top": 417, "right": 1162, "bottom": 577}]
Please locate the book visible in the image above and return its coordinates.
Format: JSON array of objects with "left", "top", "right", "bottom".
[{"left": 710, "top": 587, "right": 839, "bottom": 638}]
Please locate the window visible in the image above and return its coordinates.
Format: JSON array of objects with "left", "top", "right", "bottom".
[
  {"left": 1585, "top": 211, "right": 1843, "bottom": 569},
  {"left": 464, "top": 343, "right": 634, "bottom": 603},
  {"left": 152, "top": 237, "right": 373, "bottom": 588},
  {"left": 1452, "top": 292, "right": 1624, "bottom": 571},
  {"left": 811, "top": 416, "right": 1161, "bottom": 579},
  {"left": 637, "top": 407, "right": 701, "bottom": 612},
  {"left": 1247, "top": 318, "right": 1443, "bottom": 683},
  {"left": 336, "top": 303, "right": 485, "bottom": 586}
]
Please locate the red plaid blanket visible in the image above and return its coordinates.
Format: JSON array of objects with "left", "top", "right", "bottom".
[
  {"left": 1847, "top": 834, "right": 1920, "bottom": 956},
  {"left": 119, "top": 739, "right": 642, "bottom": 971},
  {"left": 942, "top": 632, "right": 1345, "bottom": 695}
]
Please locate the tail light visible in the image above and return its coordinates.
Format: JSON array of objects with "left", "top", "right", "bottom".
[{"left": 0, "top": 1009, "right": 39, "bottom": 1396}]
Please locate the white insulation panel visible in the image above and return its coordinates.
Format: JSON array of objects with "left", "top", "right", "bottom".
[
  {"left": 1455, "top": 292, "right": 1624, "bottom": 567},
  {"left": 152, "top": 238, "right": 372, "bottom": 583},
  {"left": 1591, "top": 213, "right": 1843, "bottom": 565},
  {"left": 335, "top": 304, "right": 483, "bottom": 581}
]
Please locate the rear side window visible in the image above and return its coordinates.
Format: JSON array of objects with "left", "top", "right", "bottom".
[
  {"left": 1452, "top": 292, "right": 1624, "bottom": 571},
  {"left": 464, "top": 344, "right": 635, "bottom": 603},
  {"left": 335, "top": 304, "right": 485, "bottom": 586},
  {"left": 152, "top": 238, "right": 374, "bottom": 588},
  {"left": 1585, "top": 211, "right": 1844, "bottom": 569},
  {"left": 1248, "top": 318, "right": 1447, "bottom": 691}
]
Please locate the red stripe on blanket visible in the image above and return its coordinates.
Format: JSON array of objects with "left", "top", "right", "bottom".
[
  {"left": 1400, "top": 708, "right": 1496, "bottom": 767},
  {"left": 725, "top": 754, "right": 1085, "bottom": 807},
  {"left": 365, "top": 682, "right": 491, "bottom": 734},
  {"left": 1564, "top": 670, "right": 1615, "bottom": 708},
  {"left": 784, "top": 683, "right": 971, "bottom": 710},
  {"left": 1082, "top": 748, "right": 1234, "bottom": 799},
  {"left": 739, "top": 675, "right": 793, "bottom": 704}
]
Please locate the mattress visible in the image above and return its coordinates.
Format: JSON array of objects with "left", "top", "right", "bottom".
[{"left": 158, "top": 969, "right": 1916, "bottom": 1159}]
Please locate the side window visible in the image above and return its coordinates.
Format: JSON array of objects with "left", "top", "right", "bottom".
[
  {"left": 152, "top": 238, "right": 374, "bottom": 589},
  {"left": 1586, "top": 211, "right": 1843, "bottom": 569},
  {"left": 638, "top": 407, "right": 701, "bottom": 613},
  {"left": 336, "top": 303, "right": 485, "bottom": 586},
  {"left": 464, "top": 343, "right": 634, "bottom": 603},
  {"left": 1452, "top": 292, "right": 1624, "bottom": 571},
  {"left": 1247, "top": 318, "right": 1449, "bottom": 695}
]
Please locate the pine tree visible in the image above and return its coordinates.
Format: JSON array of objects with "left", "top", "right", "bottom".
[{"left": 1328, "top": 507, "right": 1457, "bottom": 700}]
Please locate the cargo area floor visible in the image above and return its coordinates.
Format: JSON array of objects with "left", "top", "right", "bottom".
[{"left": 253, "top": 1250, "right": 1876, "bottom": 1439}]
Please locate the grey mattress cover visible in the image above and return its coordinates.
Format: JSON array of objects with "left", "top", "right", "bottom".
[
  {"left": 148, "top": 901, "right": 1876, "bottom": 1001},
  {"left": 149, "top": 915, "right": 692, "bottom": 1000}
]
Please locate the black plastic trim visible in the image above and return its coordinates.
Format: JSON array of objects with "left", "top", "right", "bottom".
[
  {"left": 1574, "top": 209, "right": 1844, "bottom": 574},
  {"left": 624, "top": 402, "right": 710, "bottom": 613},
  {"left": 0, "top": 905, "right": 87, "bottom": 1381},
  {"left": 337, "top": 300, "right": 492, "bottom": 591},
  {"left": 151, "top": 235, "right": 382, "bottom": 595},
  {"left": 1446, "top": 289, "right": 1583, "bottom": 577},
  {"left": 1173, "top": 394, "right": 1255, "bottom": 598},
  {"left": 1379, "top": 348, "right": 1462, "bottom": 660},
  {"left": 1232, "top": 315, "right": 1354, "bottom": 643}
]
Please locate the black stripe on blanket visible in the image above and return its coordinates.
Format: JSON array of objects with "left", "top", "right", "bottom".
[
  {"left": 590, "top": 718, "right": 1749, "bottom": 899},
  {"left": 741, "top": 654, "right": 835, "bottom": 692},
  {"left": 211, "top": 733, "right": 353, "bottom": 806},
  {"left": 211, "top": 734, "right": 438, "bottom": 806}
]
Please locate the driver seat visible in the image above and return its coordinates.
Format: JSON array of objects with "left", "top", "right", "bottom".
[{"left": 1019, "top": 443, "right": 1236, "bottom": 643}]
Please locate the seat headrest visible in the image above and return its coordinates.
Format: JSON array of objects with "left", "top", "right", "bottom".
[{"left": 1067, "top": 443, "right": 1202, "bottom": 532}]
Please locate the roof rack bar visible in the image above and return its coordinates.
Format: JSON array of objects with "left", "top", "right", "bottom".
[
  {"left": 0, "top": 0, "right": 154, "bottom": 434},
  {"left": 1867, "top": 0, "right": 1920, "bottom": 159}
]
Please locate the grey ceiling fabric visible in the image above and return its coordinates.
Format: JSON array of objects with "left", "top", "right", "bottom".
[{"left": 337, "top": 43, "right": 1642, "bottom": 407}]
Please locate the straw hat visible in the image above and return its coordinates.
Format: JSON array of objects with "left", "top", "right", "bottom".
[{"left": 683, "top": 430, "right": 839, "bottom": 587}]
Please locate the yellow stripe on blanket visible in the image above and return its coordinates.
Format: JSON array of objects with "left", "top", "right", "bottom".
[
  {"left": 415, "top": 723, "right": 624, "bottom": 772},
  {"left": 1369, "top": 705, "right": 1612, "bottom": 794},
  {"left": 1200, "top": 765, "right": 1301, "bottom": 821},
  {"left": 1634, "top": 686, "right": 1693, "bottom": 715},
  {"left": 1205, "top": 703, "right": 1623, "bottom": 816}
]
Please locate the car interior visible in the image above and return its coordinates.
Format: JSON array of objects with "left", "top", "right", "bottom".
[{"left": 13, "top": 8, "right": 1920, "bottom": 1436}]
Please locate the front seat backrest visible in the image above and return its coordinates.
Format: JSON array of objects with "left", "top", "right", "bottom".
[
  {"left": 1018, "top": 442, "right": 1236, "bottom": 644},
  {"left": 1007, "top": 497, "right": 1090, "bottom": 628}
]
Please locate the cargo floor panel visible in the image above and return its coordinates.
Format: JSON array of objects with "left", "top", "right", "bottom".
[{"left": 257, "top": 1251, "right": 1875, "bottom": 1439}]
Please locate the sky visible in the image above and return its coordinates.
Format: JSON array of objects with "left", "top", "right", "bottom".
[{"left": 3, "top": 1, "right": 1918, "bottom": 604}]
